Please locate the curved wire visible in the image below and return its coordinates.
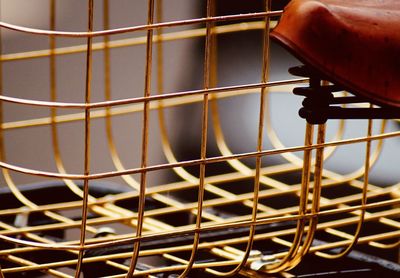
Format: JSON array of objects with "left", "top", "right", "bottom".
[
  {"left": 369, "top": 240, "right": 400, "bottom": 249},
  {"left": 0, "top": 4, "right": 97, "bottom": 276},
  {"left": 48, "top": 0, "right": 125, "bottom": 227},
  {"left": 325, "top": 120, "right": 386, "bottom": 182},
  {"left": 310, "top": 120, "right": 387, "bottom": 255},
  {"left": 316, "top": 118, "right": 373, "bottom": 259},
  {"left": 0, "top": 0, "right": 97, "bottom": 236},
  {"left": 205, "top": 100, "right": 260, "bottom": 276},
  {"left": 93, "top": 0, "right": 238, "bottom": 274},
  {"left": 263, "top": 123, "right": 314, "bottom": 273},
  {"left": 100, "top": 0, "right": 191, "bottom": 268},
  {"left": 264, "top": 86, "right": 344, "bottom": 167},
  {"left": 204, "top": 1, "right": 273, "bottom": 275},
  {"left": 126, "top": 0, "right": 155, "bottom": 276},
  {"left": 152, "top": 0, "right": 270, "bottom": 275},
  {"left": 0, "top": 2, "right": 399, "bottom": 275},
  {"left": 100, "top": 0, "right": 195, "bottom": 225},
  {"left": 279, "top": 124, "right": 326, "bottom": 271},
  {"left": 49, "top": 0, "right": 120, "bottom": 222},
  {"left": 0, "top": 79, "right": 307, "bottom": 111},
  {"left": 306, "top": 120, "right": 387, "bottom": 252},
  {"left": 49, "top": 8, "right": 97, "bottom": 208},
  {"left": 0, "top": 125, "right": 393, "bottom": 182},
  {"left": 209, "top": 94, "right": 291, "bottom": 191},
  {"left": 1, "top": 21, "right": 278, "bottom": 64},
  {"left": 264, "top": 86, "right": 387, "bottom": 257},
  {"left": 0, "top": 11, "right": 281, "bottom": 38},
  {"left": 177, "top": 1, "right": 215, "bottom": 276},
  {"left": 265, "top": 91, "right": 384, "bottom": 182}
]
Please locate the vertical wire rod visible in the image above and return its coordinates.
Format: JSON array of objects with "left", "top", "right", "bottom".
[
  {"left": 127, "top": 0, "right": 155, "bottom": 276},
  {"left": 75, "top": 0, "right": 94, "bottom": 276},
  {"left": 0, "top": 9, "right": 5, "bottom": 278},
  {"left": 244, "top": 0, "right": 273, "bottom": 269},
  {"left": 178, "top": 0, "right": 213, "bottom": 276}
]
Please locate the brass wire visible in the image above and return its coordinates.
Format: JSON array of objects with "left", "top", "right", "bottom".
[
  {"left": 154, "top": 1, "right": 289, "bottom": 275},
  {"left": 316, "top": 116, "right": 373, "bottom": 259},
  {"left": 0, "top": 203, "right": 398, "bottom": 268},
  {"left": 49, "top": 0, "right": 116, "bottom": 228},
  {"left": 99, "top": 0, "right": 219, "bottom": 239},
  {"left": 177, "top": 0, "right": 214, "bottom": 276},
  {"left": 4, "top": 226, "right": 398, "bottom": 277},
  {"left": 0, "top": 11, "right": 282, "bottom": 38},
  {"left": 0, "top": 21, "right": 276, "bottom": 63},
  {"left": 0, "top": 12, "right": 6, "bottom": 278},
  {"left": 265, "top": 94, "right": 385, "bottom": 182},
  {"left": 74, "top": 0, "right": 94, "bottom": 276},
  {"left": 202, "top": 1, "right": 273, "bottom": 275},
  {"left": 0, "top": 203, "right": 399, "bottom": 274},
  {"left": 0, "top": 183, "right": 398, "bottom": 239},
  {"left": 0, "top": 5, "right": 99, "bottom": 277},
  {"left": 284, "top": 124, "right": 326, "bottom": 270},
  {"left": 0, "top": 214, "right": 398, "bottom": 268},
  {"left": 0, "top": 2, "right": 399, "bottom": 276},
  {"left": 265, "top": 123, "right": 315, "bottom": 273},
  {"left": 0, "top": 125, "right": 398, "bottom": 182},
  {"left": 101, "top": 0, "right": 168, "bottom": 234},
  {"left": 126, "top": 0, "right": 155, "bottom": 276},
  {"left": 263, "top": 81, "right": 341, "bottom": 167},
  {"left": 48, "top": 2, "right": 117, "bottom": 275}
]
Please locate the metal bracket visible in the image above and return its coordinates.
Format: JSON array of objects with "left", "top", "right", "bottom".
[{"left": 290, "top": 65, "right": 400, "bottom": 124}]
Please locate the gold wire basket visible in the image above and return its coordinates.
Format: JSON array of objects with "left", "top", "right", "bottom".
[{"left": 0, "top": 0, "right": 399, "bottom": 277}]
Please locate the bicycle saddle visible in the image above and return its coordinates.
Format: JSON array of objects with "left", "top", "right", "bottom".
[{"left": 271, "top": 0, "right": 400, "bottom": 108}]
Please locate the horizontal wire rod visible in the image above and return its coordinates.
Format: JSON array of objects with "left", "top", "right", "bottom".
[
  {"left": 0, "top": 128, "right": 400, "bottom": 180},
  {"left": 0, "top": 11, "right": 282, "bottom": 38},
  {"left": 0, "top": 21, "right": 276, "bottom": 62},
  {"left": 0, "top": 78, "right": 306, "bottom": 109},
  {"left": 0, "top": 163, "right": 301, "bottom": 216},
  {"left": 1, "top": 83, "right": 302, "bottom": 131}
]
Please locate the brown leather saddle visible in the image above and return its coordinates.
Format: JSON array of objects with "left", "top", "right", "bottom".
[{"left": 271, "top": 0, "right": 400, "bottom": 123}]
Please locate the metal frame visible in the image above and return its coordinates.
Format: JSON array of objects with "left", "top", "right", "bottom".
[{"left": 0, "top": 1, "right": 399, "bottom": 277}]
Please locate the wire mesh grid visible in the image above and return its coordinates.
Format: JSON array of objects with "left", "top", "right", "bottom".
[{"left": 0, "top": 0, "right": 399, "bottom": 277}]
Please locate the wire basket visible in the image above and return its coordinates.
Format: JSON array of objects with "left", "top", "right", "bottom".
[{"left": 0, "top": 0, "right": 399, "bottom": 277}]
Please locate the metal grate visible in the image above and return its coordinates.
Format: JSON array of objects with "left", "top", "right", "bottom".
[{"left": 0, "top": 0, "right": 399, "bottom": 277}]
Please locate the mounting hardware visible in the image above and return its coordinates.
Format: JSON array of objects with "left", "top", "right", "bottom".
[{"left": 290, "top": 65, "right": 400, "bottom": 124}]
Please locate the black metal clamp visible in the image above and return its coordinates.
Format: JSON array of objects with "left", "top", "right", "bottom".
[{"left": 290, "top": 65, "right": 400, "bottom": 124}]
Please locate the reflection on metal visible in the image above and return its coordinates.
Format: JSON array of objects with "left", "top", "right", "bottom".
[{"left": 0, "top": 0, "right": 399, "bottom": 277}]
